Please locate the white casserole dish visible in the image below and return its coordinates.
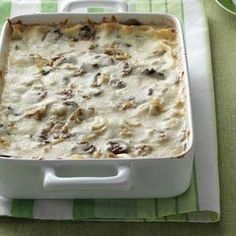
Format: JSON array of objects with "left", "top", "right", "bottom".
[{"left": 0, "top": 0, "right": 194, "bottom": 199}]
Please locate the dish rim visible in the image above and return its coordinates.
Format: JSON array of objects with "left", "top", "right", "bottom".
[{"left": 0, "top": 12, "right": 194, "bottom": 162}]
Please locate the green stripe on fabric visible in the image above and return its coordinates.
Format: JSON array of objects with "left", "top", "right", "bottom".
[
  {"left": 177, "top": 170, "right": 199, "bottom": 213},
  {"left": 157, "top": 198, "right": 176, "bottom": 217},
  {"left": 165, "top": 0, "right": 168, "bottom": 12},
  {"left": 11, "top": 200, "right": 34, "bottom": 218},
  {"left": 193, "top": 160, "right": 200, "bottom": 211},
  {"left": 136, "top": 199, "right": 156, "bottom": 219},
  {"left": 166, "top": 213, "right": 188, "bottom": 221},
  {"left": 148, "top": 0, "right": 152, "bottom": 12},
  {"left": 94, "top": 199, "right": 137, "bottom": 219},
  {"left": 73, "top": 199, "right": 95, "bottom": 219},
  {"left": 135, "top": 0, "right": 150, "bottom": 13},
  {"left": 41, "top": 0, "right": 57, "bottom": 13},
  {"left": 151, "top": 0, "right": 166, "bottom": 13},
  {"left": 154, "top": 199, "right": 166, "bottom": 221},
  {"left": 175, "top": 196, "right": 179, "bottom": 213},
  {"left": 166, "top": 0, "right": 182, "bottom": 20},
  {"left": 127, "top": 0, "right": 135, "bottom": 12},
  {"left": 0, "top": 1, "right": 11, "bottom": 30},
  {"left": 181, "top": 0, "right": 185, "bottom": 22}
]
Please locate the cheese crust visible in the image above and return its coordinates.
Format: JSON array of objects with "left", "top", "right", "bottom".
[{"left": 0, "top": 19, "right": 190, "bottom": 159}]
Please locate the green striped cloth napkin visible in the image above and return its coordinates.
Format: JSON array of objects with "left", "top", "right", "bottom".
[{"left": 0, "top": 0, "right": 220, "bottom": 222}]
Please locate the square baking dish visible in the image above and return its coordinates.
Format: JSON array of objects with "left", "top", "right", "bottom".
[{"left": 0, "top": 1, "right": 194, "bottom": 199}]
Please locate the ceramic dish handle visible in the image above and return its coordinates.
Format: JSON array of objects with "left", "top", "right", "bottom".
[
  {"left": 43, "top": 165, "right": 132, "bottom": 191},
  {"left": 59, "top": 0, "right": 128, "bottom": 13}
]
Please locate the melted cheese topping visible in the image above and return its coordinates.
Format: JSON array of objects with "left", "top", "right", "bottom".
[{"left": 0, "top": 21, "right": 190, "bottom": 159}]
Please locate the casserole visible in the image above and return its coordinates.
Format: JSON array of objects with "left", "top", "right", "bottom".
[{"left": 0, "top": 0, "right": 194, "bottom": 198}]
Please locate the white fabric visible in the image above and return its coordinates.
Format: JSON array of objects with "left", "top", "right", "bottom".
[{"left": 183, "top": 0, "right": 220, "bottom": 216}]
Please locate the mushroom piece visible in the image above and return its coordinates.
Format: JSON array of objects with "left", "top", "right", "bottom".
[
  {"left": 104, "top": 45, "right": 131, "bottom": 61},
  {"left": 86, "top": 107, "right": 96, "bottom": 118},
  {"left": 148, "top": 97, "right": 163, "bottom": 115},
  {"left": 79, "top": 25, "right": 95, "bottom": 40},
  {"left": 38, "top": 91, "right": 48, "bottom": 100},
  {"left": 109, "top": 78, "right": 126, "bottom": 89},
  {"left": 53, "top": 28, "right": 63, "bottom": 40},
  {"left": 6, "top": 106, "right": 20, "bottom": 116},
  {"left": 36, "top": 134, "right": 50, "bottom": 144},
  {"left": 122, "top": 62, "right": 133, "bottom": 76},
  {"left": 26, "top": 105, "right": 47, "bottom": 120},
  {"left": 29, "top": 54, "right": 49, "bottom": 68},
  {"left": 91, "top": 72, "right": 101, "bottom": 87},
  {"left": 40, "top": 68, "right": 50, "bottom": 76},
  {"left": 106, "top": 141, "right": 129, "bottom": 154},
  {"left": 148, "top": 88, "right": 153, "bottom": 96},
  {"left": 89, "top": 43, "right": 97, "bottom": 50},
  {"left": 120, "top": 99, "right": 136, "bottom": 110},
  {"left": 133, "top": 144, "right": 153, "bottom": 156},
  {"left": 73, "top": 67, "right": 86, "bottom": 76},
  {"left": 115, "top": 52, "right": 131, "bottom": 61},
  {"left": 90, "top": 117, "right": 107, "bottom": 136},
  {"left": 60, "top": 107, "right": 85, "bottom": 133},
  {"left": 51, "top": 104, "right": 67, "bottom": 117},
  {"left": 124, "top": 119, "right": 141, "bottom": 127},
  {"left": 89, "top": 88, "right": 103, "bottom": 96},
  {"left": 57, "top": 88, "right": 74, "bottom": 100},
  {"left": 104, "top": 45, "right": 116, "bottom": 56},
  {"left": 120, "top": 126, "right": 133, "bottom": 138},
  {"left": 175, "top": 101, "right": 184, "bottom": 109},
  {"left": 142, "top": 68, "right": 156, "bottom": 75},
  {"left": 63, "top": 101, "right": 78, "bottom": 107},
  {"left": 73, "top": 142, "right": 96, "bottom": 154},
  {"left": 40, "top": 121, "right": 56, "bottom": 136},
  {"left": 153, "top": 47, "right": 167, "bottom": 57},
  {"left": 142, "top": 68, "right": 165, "bottom": 79},
  {"left": 99, "top": 73, "right": 110, "bottom": 84}
]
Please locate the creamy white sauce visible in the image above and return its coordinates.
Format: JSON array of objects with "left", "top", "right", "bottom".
[{"left": 0, "top": 22, "right": 189, "bottom": 159}]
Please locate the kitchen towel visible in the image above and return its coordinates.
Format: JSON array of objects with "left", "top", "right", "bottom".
[{"left": 0, "top": 0, "right": 220, "bottom": 222}]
